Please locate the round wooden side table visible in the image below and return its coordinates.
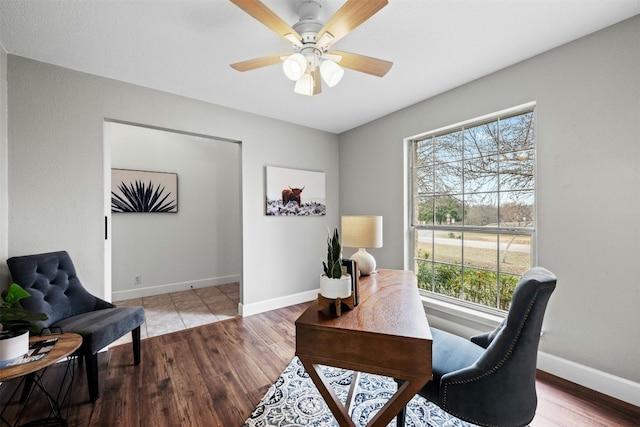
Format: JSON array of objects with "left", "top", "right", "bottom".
[{"left": 0, "top": 333, "right": 82, "bottom": 426}]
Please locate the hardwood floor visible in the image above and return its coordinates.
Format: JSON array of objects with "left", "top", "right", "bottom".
[{"left": 1, "top": 301, "right": 638, "bottom": 426}]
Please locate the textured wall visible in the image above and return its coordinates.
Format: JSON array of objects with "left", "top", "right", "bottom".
[
  {"left": 0, "top": 48, "right": 7, "bottom": 287},
  {"left": 5, "top": 56, "right": 339, "bottom": 309},
  {"left": 339, "top": 16, "right": 640, "bottom": 385}
]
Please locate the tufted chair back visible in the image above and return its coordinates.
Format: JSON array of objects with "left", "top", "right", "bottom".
[
  {"left": 397, "top": 266, "right": 557, "bottom": 427},
  {"left": 7, "top": 251, "right": 114, "bottom": 331},
  {"left": 440, "top": 267, "right": 556, "bottom": 425}
]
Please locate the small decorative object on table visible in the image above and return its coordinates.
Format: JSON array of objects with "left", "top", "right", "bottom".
[
  {"left": 0, "top": 283, "right": 48, "bottom": 363},
  {"left": 0, "top": 337, "right": 59, "bottom": 368},
  {"left": 341, "top": 215, "right": 383, "bottom": 276},
  {"left": 341, "top": 258, "right": 359, "bottom": 306},
  {"left": 319, "top": 228, "right": 352, "bottom": 316},
  {"left": 317, "top": 293, "right": 354, "bottom": 317}
]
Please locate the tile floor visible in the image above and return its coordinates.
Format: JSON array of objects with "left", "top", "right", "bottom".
[{"left": 110, "top": 282, "right": 240, "bottom": 346}]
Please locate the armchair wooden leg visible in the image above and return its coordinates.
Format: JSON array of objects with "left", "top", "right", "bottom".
[
  {"left": 85, "top": 353, "right": 99, "bottom": 403},
  {"left": 132, "top": 326, "right": 141, "bottom": 365}
]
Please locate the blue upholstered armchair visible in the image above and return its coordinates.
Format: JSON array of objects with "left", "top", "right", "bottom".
[
  {"left": 398, "top": 266, "right": 557, "bottom": 427},
  {"left": 7, "top": 251, "right": 145, "bottom": 403}
]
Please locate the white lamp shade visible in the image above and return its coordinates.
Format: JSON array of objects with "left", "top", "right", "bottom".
[
  {"left": 294, "top": 72, "right": 314, "bottom": 96},
  {"left": 319, "top": 59, "right": 344, "bottom": 87},
  {"left": 341, "top": 215, "right": 383, "bottom": 248},
  {"left": 283, "top": 53, "right": 307, "bottom": 81}
]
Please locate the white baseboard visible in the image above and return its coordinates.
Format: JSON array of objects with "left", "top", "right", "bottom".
[
  {"left": 423, "top": 297, "right": 640, "bottom": 407},
  {"left": 537, "top": 351, "right": 640, "bottom": 407},
  {"left": 239, "top": 288, "right": 318, "bottom": 317},
  {"left": 111, "top": 274, "right": 240, "bottom": 301}
]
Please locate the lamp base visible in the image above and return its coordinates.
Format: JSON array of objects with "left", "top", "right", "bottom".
[{"left": 351, "top": 248, "right": 376, "bottom": 276}]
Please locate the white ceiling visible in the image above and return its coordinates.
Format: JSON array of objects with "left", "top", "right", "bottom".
[{"left": 1, "top": 1, "right": 639, "bottom": 134}]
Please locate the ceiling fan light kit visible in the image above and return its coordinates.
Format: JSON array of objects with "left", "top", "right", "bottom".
[
  {"left": 294, "top": 71, "right": 315, "bottom": 95},
  {"left": 230, "top": 0, "right": 392, "bottom": 96},
  {"left": 319, "top": 59, "right": 344, "bottom": 87},
  {"left": 283, "top": 53, "right": 307, "bottom": 80}
]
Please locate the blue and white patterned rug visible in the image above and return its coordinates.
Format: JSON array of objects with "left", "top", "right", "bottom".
[{"left": 243, "top": 356, "right": 477, "bottom": 427}]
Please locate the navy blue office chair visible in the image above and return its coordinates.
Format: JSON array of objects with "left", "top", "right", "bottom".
[{"left": 397, "top": 267, "right": 556, "bottom": 427}]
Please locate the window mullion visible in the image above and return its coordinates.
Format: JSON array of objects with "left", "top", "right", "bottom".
[{"left": 409, "top": 105, "right": 535, "bottom": 311}]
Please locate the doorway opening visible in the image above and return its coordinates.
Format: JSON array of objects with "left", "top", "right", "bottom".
[{"left": 104, "top": 120, "right": 242, "bottom": 337}]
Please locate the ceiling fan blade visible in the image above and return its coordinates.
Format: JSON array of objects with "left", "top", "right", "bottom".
[
  {"left": 316, "top": 0, "right": 388, "bottom": 48},
  {"left": 332, "top": 50, "right": 392, "bottom": 77},
  {"left": 229, "top": 0, "right": 302, "bottom": 43},
  {"left": 230, "top": 53, "right": 288, "bottom": 72}
]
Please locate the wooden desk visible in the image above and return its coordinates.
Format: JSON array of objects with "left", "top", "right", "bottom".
[
  {"left": 295, "top": 269, "right": 432, "bottom": 427},
  {"left": 0, "top": 333, "right": 82, "bottom": 426}
]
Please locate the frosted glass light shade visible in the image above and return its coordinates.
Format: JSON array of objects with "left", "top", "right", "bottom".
[
  {"left": 341, "top": 215, "right": 383, "bottom": 248},
  {"left": 283, "top": 53, "right": 307, "bottom": 81},
  {"left": 294, "top": 72, "right": 314, "bottom": 96},
  {"left": 320, "top": 60, "right": 344, "bottom": 87}
]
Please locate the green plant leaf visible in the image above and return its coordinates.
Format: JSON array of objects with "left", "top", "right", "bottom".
[
  {"left": 323, "top": 227, "right": 343, "bottom": 279},
  {"left": 2, "top": 283, "right": 31, "bottom": 305},
  {"left": 0, "top": 283, "right": 48, "bottom": 336}
]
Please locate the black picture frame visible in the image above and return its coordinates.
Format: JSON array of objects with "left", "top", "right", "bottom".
[{"left": 342, "top": 258, "right": 359, "bottom": 306}]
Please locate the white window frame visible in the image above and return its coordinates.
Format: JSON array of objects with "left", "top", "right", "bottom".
[{"left": 404, "top": 102, "right": 537, "bottom": 316}]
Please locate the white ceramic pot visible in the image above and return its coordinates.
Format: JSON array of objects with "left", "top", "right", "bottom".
[
  {"left": 0, "top": 330, "right": 29, "bottom": 362},
  {"left": 320, "top": 274, "right": 352, "bottom": 299}
]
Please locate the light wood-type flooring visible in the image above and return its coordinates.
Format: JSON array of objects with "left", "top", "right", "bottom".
[{"left": 0, "top": 287, "right": 638, "bottom": 426}]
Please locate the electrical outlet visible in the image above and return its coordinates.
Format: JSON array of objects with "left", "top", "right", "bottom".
[{"left": 134, "top": 276, "right": 142, "bottom": 285}]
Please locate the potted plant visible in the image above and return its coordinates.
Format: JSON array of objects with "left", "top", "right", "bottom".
[
  {"left": 320, "top": 228, "right": 351, "bottom": 299},
  {"left": 0, "top": 283, "right": 48, "bottom": 362}
]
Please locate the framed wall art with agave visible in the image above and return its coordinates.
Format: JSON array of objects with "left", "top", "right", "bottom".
[{"left": 111, "top": 168, "right": 178, "bottom": 213}]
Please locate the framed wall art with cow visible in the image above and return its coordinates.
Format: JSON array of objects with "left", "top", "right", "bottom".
[{"left": 265, "top": 166, "right": 326, "bottom": 216}]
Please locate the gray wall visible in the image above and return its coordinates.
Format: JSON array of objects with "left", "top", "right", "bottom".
[
  {"left": 340, "top": 15, "right": 640, "bottom": 390},
  {"left": 109, "top": 122, "right": 241, "bottom": 299},
  {"left": 0, "top": 49, "right": 7, "bottom": 286},
  {"left": 3, "top": 15, "right": 639, "bottom": 405},
  {"left": 5, "top": 55, "right": 340, "bottom": 313}
]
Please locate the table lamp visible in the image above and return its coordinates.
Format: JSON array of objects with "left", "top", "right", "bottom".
[{"left": 341, "top": 215, "right": 383, "bottom": 276}]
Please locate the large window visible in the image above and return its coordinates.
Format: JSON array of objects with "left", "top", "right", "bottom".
[{"left": 410, "top": 105, "right": 535, "bottom": 312}]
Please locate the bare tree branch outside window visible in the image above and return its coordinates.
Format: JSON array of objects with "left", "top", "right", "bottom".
[{"left": 411, "top": 109, "right": 535, "bottom": 311}]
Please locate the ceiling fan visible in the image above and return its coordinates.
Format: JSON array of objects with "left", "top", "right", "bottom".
[{"left": 229, "top": 0, "right": 393, "bottom": 96}]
